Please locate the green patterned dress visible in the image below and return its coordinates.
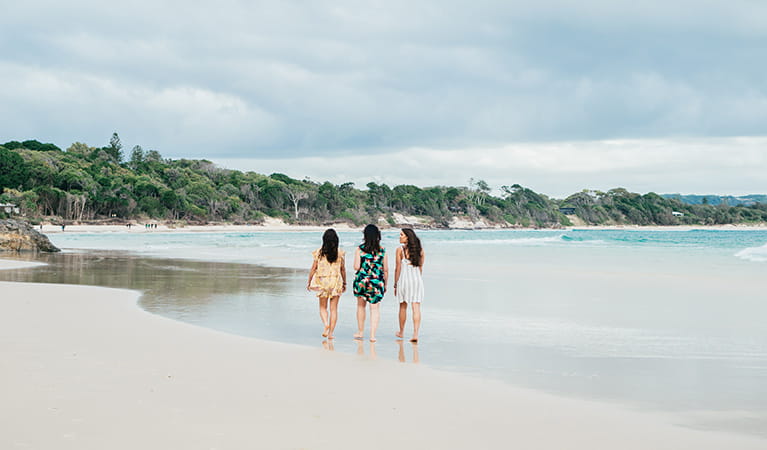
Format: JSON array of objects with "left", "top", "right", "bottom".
[{"left": 353, "top": 245, "right": 386, "bottom": 304}]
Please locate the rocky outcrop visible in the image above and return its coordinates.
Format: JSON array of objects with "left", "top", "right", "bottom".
[{"left": 0, "top": 220, "right": 60, "bottom": 252}]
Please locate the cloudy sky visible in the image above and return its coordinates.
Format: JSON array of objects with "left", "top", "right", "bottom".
[{"left": 1, "top": 0, "right": 765, "bottom": 197}]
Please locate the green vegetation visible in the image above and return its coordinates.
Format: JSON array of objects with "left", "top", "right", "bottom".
[
  {"left": 562, "top": 189, "right": 767, "bottom": 226},
  {"left": 1, "top": 136, "right": 766, "bottom": 227}
]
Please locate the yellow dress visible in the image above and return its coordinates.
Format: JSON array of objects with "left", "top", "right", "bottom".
[{"left": 309, "top": 248, "right": 345, "bottom": 298}]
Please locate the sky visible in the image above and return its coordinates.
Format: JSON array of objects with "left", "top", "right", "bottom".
[{"left": 1, "top": 0, "right": 765, "bottom": 198}]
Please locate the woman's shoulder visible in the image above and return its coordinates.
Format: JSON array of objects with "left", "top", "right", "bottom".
[
  {"left": 339, "top": 249, "right": 346, "bottom": 257},
  {"left": 312, "top": 248, "right": 320, "bottom": 257}
]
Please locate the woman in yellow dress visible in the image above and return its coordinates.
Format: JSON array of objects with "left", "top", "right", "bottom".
[{"left": 307, "top": 229, "right": 346, "bottom": 339}]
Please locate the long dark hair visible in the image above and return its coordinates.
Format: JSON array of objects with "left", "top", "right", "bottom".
[
  {"left": 362, "top": 224, "right": 382, "bottom": 255},
  {"left": 402, "top": 228, "right": 422, "bottom": 267},
  {"left": 320, "top": 228, "right": 339, "bottom": 263}
]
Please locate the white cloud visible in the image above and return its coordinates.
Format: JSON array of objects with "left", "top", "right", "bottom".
[
  {"left": 0, "top": 62, "right": 277, "bottom": 151},
  {"left": 214, "top": 137, "right": 767, "bottom": 198},
  {"left": 2, "top": 0, "right": 766, "bottom": 163}
]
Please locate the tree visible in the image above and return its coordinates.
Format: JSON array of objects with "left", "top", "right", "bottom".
[
  {"left": 0, "top": 147, "right": 29, "bottom": 191},
  {"left": 146, "top": 149, "right": 163, "bottom": 163},
  {"left": 105, "top": 132, "right": 123, "bottom": 163},
  {"left": 129, "top": 145, "right": 144, "bottom": 169},
  {"left": 468, "top": 178, "right": 491, "bottom": 206},
  {"left": 2, "top": 140, "right": 61, "bottom": 152},
  {"left": 284, "top": 184, "right": 309, "bottom": 219},
  {"left": 501, "top": 184, "right": 522, "bottom": 198},
  {"left": 67, "top": 142, "right": 94, "bottom": 155}
]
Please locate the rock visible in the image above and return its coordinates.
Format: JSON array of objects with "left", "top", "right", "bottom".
[
  {"left": 0, "top": 219, "right": 60, "bottom": 252},
  {"left": 391, "top": 213, "right": 434, "bottom": 227}
]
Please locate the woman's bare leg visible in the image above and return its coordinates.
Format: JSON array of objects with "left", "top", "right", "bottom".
[
  {"left": 370, "top": 302, "right": 380, "bottom": 342},
  {"left": 410, "top": 302, "right": 421, "bottom": 342},
  {"left": 396, "top": 302, "right": 407, "bottom": 338},
  {"left": 319, "top": 297, "right": 329, "bottom": 337},
  {"left": 354, "top": 297, "right": 366, "bottom": 339},
  {"left": 328, "top": 296, "right": 339, "bottom": 339}
]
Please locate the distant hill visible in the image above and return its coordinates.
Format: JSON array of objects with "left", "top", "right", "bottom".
[{"left": 662, "top": 194, "right": 767, "bottom": 206}]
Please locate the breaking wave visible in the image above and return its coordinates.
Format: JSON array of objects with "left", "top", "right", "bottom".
[{"left": 735, "top": 243, "right": 767, "bottom": 262}]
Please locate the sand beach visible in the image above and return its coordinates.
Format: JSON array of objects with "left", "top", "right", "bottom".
[
  {"left": 1, "top": 256, "right": 766, "bottom": 449},
  {"left": 36, "top": 219, "right": 767, "bottom": 236}
]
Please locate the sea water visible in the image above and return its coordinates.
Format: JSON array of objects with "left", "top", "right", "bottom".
[{"left": 2, "top": 228, "right": 766, "bottom": 435}]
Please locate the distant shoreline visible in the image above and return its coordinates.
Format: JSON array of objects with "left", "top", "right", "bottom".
[{"left": 37, "top": 219, "right": 767, "bottom": 234}]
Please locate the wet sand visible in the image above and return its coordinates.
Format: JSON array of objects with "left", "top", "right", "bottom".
[{"left": 1, "top": 259, "right": 765, "bottom": 449}]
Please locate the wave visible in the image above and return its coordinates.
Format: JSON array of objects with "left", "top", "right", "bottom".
[
  {"left": 433, "top": 235, "right": 564, "bottom": 245},
  {"left": 430, "top": 235, "right": 609, "bottom": 247},
  {"left": 735, "top": 243, "right": 767, "bottom": 262}
]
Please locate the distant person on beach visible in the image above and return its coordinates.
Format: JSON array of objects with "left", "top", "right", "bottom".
[
  {"left": 307, "top": 229, "right": 346, "bottom": 339},
  {"left": 394, "top": 228, "right": 425, "bottom": 343},
  {"left": 353, "top": 224, "right": 388, "bottom": 342}
]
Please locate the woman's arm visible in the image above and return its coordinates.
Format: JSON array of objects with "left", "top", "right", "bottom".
[
  {"left": 393, "top": 247, "right": 402, "bottom": 295},
  {"left": 419, "top": 249, "right": 425, "bottom": 274},
  {"left": 340, "top": 256, "right": 347, "bottom": 292},
  {"left": 307, "top": 259, "right": 318, "bottom": 290},
  {"left": 353, "top": 247, "right": 361, "bottom": 272}
]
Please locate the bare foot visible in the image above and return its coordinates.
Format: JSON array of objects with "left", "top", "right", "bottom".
[
  {"left": 370, "top": 337, "right": 377, "bottom": 342},
  {"left": 395, "top": 331, "right": 403, "bottom": 339},
  {"left": 409, "top": 337, "right": 418, "bottom": 343},
  {"left": 353, "top": 333, "right": 363, "bottom": 340},
  {"left": 327, "top": 333, "right": 335, "bottom": 340},
  {"left": 322, "top": 326, "right": 329, "bottom": 338}
]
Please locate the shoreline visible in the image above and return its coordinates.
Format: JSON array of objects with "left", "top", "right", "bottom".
[
  {"left": 36, "top": 221, "right": 767, "bottom": 234},
  {"left": 1, "top": 259, "right": 765, "bottom": 449}
]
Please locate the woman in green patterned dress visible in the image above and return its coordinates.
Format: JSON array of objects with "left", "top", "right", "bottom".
[{"left": 353, "top": 224, "right": 389, "bottom": 342}]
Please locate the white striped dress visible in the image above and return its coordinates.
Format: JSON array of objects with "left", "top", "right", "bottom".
[{"left": 396, "top": 246, "right": 424, "bottom": 303}]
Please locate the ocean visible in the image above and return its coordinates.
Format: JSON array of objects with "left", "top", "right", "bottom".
[{"left": 1, "top": 228, "right": 765, "bottom": 435}]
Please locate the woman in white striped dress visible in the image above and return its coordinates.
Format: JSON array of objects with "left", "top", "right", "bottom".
[{"left": 394, "top": 228, "right": 425, "bottom": 343}]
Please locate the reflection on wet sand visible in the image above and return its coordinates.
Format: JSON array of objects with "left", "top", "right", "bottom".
[
  {"left": 0, "top": 251, "right": 299, "bottom": 312},
  {"left": 397, "top": 340, "right": 420, "bottom": 364},
  {"left": 350, "top": 339, "right": 381, "bottom": 360},
  {"left": 0, "top": 251, "right": 425, "bottom": 368}
]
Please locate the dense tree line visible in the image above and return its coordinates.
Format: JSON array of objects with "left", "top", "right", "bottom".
[
  {"left": 561, "top": 189, "right": 767, "bottom": 226},
  {"left": 0, "top": 136, "right": 765, "bottom": 227}
]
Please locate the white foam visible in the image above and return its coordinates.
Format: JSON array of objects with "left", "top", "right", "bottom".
[
  {"left": 735, "top": 243, "right": 767, "bottom": 262},
  {"left": 431, "top": 235, "right": 611, "bottom": 247},
  {"left": 434, "top": 235, "right": 565, "bottom": 245}
]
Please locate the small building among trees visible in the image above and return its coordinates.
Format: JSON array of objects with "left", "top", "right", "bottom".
[{"left": 0, "top": 203, "right": 19, "bottom": 214}]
